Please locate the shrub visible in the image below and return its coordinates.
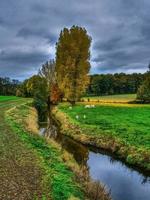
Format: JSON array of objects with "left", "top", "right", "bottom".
[{"left": 137, "top": 76, "right": 150, "bottom": 103}]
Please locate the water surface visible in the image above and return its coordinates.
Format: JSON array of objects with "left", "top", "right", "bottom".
[{"left": 39, "top": 122, "right": 150, "bottom": 200}]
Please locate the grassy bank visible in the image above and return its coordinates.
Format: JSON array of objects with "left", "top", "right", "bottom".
[
  {"left": 53, "top": 103, "right": 150, "bottom": 171},
  {"left": 5, "top": 102, "right": 84, "bottom": 200}
]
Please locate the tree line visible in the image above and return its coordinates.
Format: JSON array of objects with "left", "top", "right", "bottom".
[
  {"left": 87, "top": 73, "right": 147, "bottom": 96},
  {"left": 17, "top": 71, "right": 148, "bottom": 98},
  {"left": 0, "top": 77, "right": 20, "bottom": 96},
  {"left": 1, "top": 71, "right": 148, "bottom": 101}
]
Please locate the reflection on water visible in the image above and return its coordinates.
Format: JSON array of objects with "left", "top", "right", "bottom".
[
  {"left": 39, "top": 122, "right": 150, "bottom": 200},
  {"left": 39, "top": 122, "right": 89, "bottom": 166},
  {"left": 88, "top": 152, "right": 150, "bottom": 200}
]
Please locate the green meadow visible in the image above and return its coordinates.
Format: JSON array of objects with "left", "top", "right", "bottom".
[
  {"left": 0, "top": 95, "right": 20, "bottom": 102},
  {"left": 59, "top": 103, "right": 150, "bottom": 150}
]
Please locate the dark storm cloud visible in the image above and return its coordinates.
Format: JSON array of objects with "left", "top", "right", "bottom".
[
  {"left": 91, "top": 0, "right": 150, "bottom": 74},
  {"left": 0, "top": 0, "right": 150, "bottom": 79},
  {"left": 1, "top": 49, "right": 48, "bottom": 63},
  {"left": 0, "top": 48, "right": 50, "bottom": 79},
  {"left": 0, "top": 18, "right": 5, "bottom": 26},
  {"left": 17, "top": 27, "right": 57, "bottom": 43},
  {"left": 94, "top": 37, "right": 122, "bottom": 52}
]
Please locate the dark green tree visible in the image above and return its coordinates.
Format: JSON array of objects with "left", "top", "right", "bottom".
[
  {"left": 27, "top": 75, "right": 48, "bottom": 121},
  {"left": 0, "top": 77, "right": 19, "bottom": 96},
  {"left": 137, "top": 76, "right": 150, "bottom": 103},
  {"left": 137, "top": 65, "right": 150, "bottom": 103}
]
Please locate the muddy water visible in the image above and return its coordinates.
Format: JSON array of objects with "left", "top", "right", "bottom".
[{"left": 39, "top": 122, "right": 150, "bottom": 200}]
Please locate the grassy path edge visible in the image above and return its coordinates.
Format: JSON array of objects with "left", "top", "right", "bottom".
[
  {"left": 52, "top": 107, "right": 150, "bottom": 172},
  {"left": 4, "top": 103, "right": 84, "bottom": 200}
]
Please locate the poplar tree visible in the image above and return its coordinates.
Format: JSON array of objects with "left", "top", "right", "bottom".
[{"left": 56, "top": 26, "right": 91, "bottom": 104}]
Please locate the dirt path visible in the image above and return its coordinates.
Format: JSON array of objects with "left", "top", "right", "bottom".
[{"left": 0, "top": 100, "right": 49, "bottom": 200}]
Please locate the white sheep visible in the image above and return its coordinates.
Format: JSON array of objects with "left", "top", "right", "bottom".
[
  {"left": 83, "top": 115, "right": 86, "bottom": 119},
  {"left": 85, "top": 105, "right": 91, "bottom": 108},
  {"left": 91, "top": 104, "right": 95, "bottom": 108},
  {"left": 76, "top": 115, "right": 79, "bottom": 119},
  {"left": 85, "top": 104, "right": 95, "bottom": 108}
]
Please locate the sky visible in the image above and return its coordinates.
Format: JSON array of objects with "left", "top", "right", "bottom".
[{"left": 0, "top": 0, "right": 150, "bottom": 80}]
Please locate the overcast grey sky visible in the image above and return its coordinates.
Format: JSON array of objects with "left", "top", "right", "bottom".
[{"left": 0, "top": 0, "right": 150, "bottom": 80}]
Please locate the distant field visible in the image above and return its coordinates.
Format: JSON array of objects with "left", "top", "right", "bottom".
[
  {"left": 82, "top": 94, "right": 136, "bottom": 103},
  {"left": 59, "top": 103, "right": 150, "bottom": 150},
  {"left": 0, "top": 96, "right": 20, "bottom": 102}
]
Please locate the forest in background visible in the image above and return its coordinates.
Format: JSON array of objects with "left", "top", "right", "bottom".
[
  {"left": 0, "top": 72, "right": 147, "bottom": 97},
  {"left": 87, "top": 73, "right": 146, "bottom": 96},
  {"left": 0, "top": 77, "right": 20, "bottom": 96}
]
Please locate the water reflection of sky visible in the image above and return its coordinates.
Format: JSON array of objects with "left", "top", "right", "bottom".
[
  {"left": 39, "top": 124, "right": 150, "bottom": 200},
  {"left": 88, "top": 152, "right": 150, "bottom": 200}
]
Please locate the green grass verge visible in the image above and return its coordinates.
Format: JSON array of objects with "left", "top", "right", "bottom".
[
  {"left": 0, "top": 95, "right": 21, "bottom": 101},
  {"left": 5, "top": 104, "right": 83, "bottom": 200},
  {"left": 1, "top": 98, "right": 50, "bottom": 199},
  {"left": 53, "top": 103, "right": 150, "bottom": 171}
]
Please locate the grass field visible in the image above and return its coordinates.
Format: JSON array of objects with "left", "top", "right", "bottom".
[
  {"left": 59, "top": 103, "right": 150, "bottom": 150},
  {"left": 82, "top": 94, "right": 136, "bottom": 103},
  {"left": 56, "top": 101, "right": 150, "bottom": 170},
  {"left": 0, "top": 96, "right": 84, "bottom": 200},
  {"left": 0, "top": 95, "right": 20, "bottom": 101}
]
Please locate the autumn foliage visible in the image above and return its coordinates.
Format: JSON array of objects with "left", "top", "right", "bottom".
[
  {"left": 50, "top": 84, "right": 61, "bottom": 104},
  {"left": 56, "top": 26, "right": 91, "bottom": 104}
]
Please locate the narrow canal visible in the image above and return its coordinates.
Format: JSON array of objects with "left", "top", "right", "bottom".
[{"left": 39, "top": 121, "right": 150, "bottom": 200}]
